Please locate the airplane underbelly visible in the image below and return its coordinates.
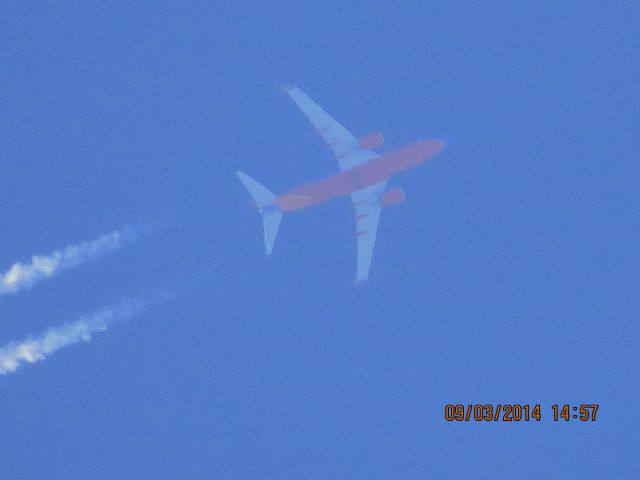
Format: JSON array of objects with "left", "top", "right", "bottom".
[
  {"left": 355, "top": 140, "right": 444, "bottom": 185},
  {"left": 276, "top": 141, "right": 444, "bottom": 212},
  {"left": 286, "top": 172, "right": 359, "bottom": 207}
]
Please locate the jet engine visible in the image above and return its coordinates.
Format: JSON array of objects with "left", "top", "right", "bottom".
[
  {"left": 380, "top": 187, "right": 405, "bottom": 207},
  {"left": 358, "top": 131, "right": 384, "bottom": 150}
]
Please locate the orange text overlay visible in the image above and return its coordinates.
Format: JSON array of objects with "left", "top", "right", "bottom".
[{"left": 444, "top": 404, "right": 599, "bottom": 422}]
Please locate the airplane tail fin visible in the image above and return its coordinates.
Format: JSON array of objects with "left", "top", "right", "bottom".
[{"left": 236, "top": 171, "right": 282, "bottom": 255}]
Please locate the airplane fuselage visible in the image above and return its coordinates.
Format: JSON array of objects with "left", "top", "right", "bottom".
[{"left": 274, "top": 139, "right": 445, "bottom": 212}]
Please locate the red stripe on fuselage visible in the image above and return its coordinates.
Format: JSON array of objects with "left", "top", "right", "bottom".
[{"left": 275, "top": 140, "right": 445, "bottom": 212}]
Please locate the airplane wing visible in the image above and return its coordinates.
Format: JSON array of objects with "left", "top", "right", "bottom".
[
  {"left": 283, "top": 85, "right": 378, "bottom": 171},
  {"left": 351, "top": 181, "right": 387, "bottom": 283}
]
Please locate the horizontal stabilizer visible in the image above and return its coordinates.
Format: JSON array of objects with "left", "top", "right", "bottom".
[
  {"left": 236, "top": 171, "right": 283, "bottom": 254},
  {"left": 262, "top": 211, "right": 282, "bottom": 255},
  {"left": 236, "top": 171, "right": 275, "bottom": 210}
]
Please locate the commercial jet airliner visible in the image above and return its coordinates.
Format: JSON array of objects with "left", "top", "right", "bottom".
[{"left": 237, "top": 85, "right": 445, "bottom": 283}]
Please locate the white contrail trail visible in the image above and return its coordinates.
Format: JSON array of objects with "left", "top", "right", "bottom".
[
  {"left": 0, "top": 227, "right": 137, "bottom": 296},
  {"left": 0, "top": 294, "right": 168, "bottom": 375}
]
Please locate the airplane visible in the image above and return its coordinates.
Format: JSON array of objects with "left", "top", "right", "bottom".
[{"left": 237, "top": 85, "right": 445, "bottom": 283}]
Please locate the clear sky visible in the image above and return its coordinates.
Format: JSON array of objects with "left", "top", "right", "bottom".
[{"left": 1, "top": 2, "right": 638, "bottom": 479}]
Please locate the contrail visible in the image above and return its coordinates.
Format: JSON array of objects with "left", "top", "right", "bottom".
[
  {"left": 0, "top": 227, "right": 137, "bottom": 296},
  {"left": 0, "top": 294, "right": 169, "bottom": 375}
]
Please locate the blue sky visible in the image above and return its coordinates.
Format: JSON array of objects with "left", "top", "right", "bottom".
[{"left": 1, "top": 2, "right": 638, "bottom": 478}]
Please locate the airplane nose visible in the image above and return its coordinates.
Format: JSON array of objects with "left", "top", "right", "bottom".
[
  {"left": 431, "top": 139, "right": 446, "bottom": 152},
  {"left": 419, "top": 139, "right": 445, "bottom": 156},
  {"left": 413, "top": 140, "right": 445, "bottom": 164}
]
